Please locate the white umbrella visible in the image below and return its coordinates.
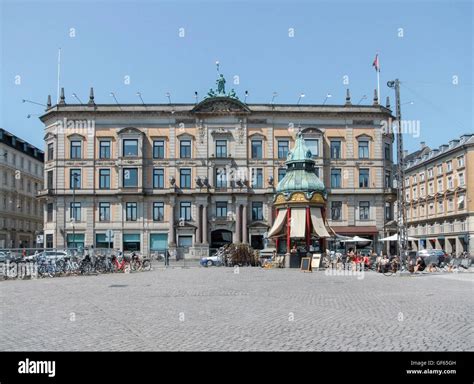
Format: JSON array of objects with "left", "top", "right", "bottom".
[{"left": 379, "top": 234, "right": 416, "bottom": 241}]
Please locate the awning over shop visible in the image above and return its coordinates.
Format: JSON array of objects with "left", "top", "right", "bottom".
[
  {"left": 290, "top": 208, "right": 306, "bottom": 238},
  {"left": 267, "top": 209, "right": 287, "bottom": 238},
  {"left": 331, "top": 226, "right": 378, "bottom": 235},
  {"left": 310, "top": 208, "right": 330, "bottom": 238}
]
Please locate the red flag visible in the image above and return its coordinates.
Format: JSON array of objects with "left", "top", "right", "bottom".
[{"left": 372, "top": 54, "right": 380, "bottom": 72}]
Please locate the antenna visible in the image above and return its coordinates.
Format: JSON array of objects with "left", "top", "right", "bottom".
[
  {"left": 57, "top": 48, "right": 61, "bottom": 104},
  {"left": 136, "top": 92, "right": 145, "bottom": 105},
  {"left": 72, "top": 93, "right": 84, "bottom": 104}
]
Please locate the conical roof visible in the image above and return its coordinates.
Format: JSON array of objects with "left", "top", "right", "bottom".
[{"left": 276, "top": 132, "right": 327, "bottom": 197}]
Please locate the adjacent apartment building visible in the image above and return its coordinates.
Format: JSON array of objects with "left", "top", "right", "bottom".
[
  {"left": 0, "top": 128, "right": 44, "bottom": 248},
  {"left": 404, "top": 134, "right": 473, "bottom": 255},
  {"left": 38, "top": 85, "right": 396, "bottom": 257}
]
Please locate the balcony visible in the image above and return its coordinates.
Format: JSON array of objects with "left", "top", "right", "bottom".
[{"left": 37, "top": 189, "right": 55, "bottom": 197}]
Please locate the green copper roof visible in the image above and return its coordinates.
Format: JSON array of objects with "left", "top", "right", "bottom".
[{"left": 276, "top": 132, "right": 327, "bottom": 197}]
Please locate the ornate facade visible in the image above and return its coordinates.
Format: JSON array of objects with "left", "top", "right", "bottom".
[{"left": 38, "top": 85, "right": 396, "bottom": 257}]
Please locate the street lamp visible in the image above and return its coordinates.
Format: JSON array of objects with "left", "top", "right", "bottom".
[{"left": 71, "top": 172, "right": 79, "bottom": 251}]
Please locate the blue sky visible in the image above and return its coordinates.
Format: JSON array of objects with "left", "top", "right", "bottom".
[{"left": 1, "top": 0, "right": 472, "bottom": 153}]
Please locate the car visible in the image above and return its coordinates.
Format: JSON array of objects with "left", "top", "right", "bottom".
[
  {"left": 200, "top": 255, "right": 223, "bottom": 267},
  {"left": 24, "top": 250, "right": 69, "bottom": 262},
  {"left": 417, "top": 249, "right": 447, "bottom": 266},
  {"left": 0, "top": 251, "right": 11, "bottom": 263}
]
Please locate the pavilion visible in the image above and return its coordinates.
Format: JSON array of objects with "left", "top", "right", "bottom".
[{"left": 267, "top": 132, "right": 334, "bottom": 268}]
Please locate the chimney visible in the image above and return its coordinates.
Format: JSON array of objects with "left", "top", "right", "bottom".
[
  {"left": 373, "top": 89, "right": 379, "bottom": 105},
  {"left": 386, "top": 96, "right": 390, "bottom": 109},
  {"left": 345, "top": 89, "right": 352, "bottom": 105},
  {"left": 46, "top": 95, "right": 52, "bottom": 109},
  {"left": 59, "top": 87, "right": 66, "bottom": 105},
  {"left": 403, "top": 149, "right": 408, "bottom": 158},
  {"left": 88, "top": 87, "right": 95, "bottom": 106},
  {"left": 420, "top": 141, "right": 426, "bottom": 149}
]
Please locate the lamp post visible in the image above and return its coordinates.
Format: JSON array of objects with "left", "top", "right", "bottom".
[{"left": 71, "top": 173, "right": 79, "bottom": 251}]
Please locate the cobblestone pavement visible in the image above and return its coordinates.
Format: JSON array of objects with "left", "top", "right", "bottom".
[{"left": 1, "top": 266, "right": 472, "bottom": 351}]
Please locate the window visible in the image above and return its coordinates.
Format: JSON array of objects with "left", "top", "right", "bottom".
[
  {"left": 47, "top": 170, "right": 53, "bottom": 189},
  {"left": 359, "top": 168, "right": 369, "bottom": 188},
  {"left": 123, "top": 139, "right": 138, "bottom": 157},
  {"left": 428, "top": 168, "right": 433, "bottom": 178},
  {"left": 384, "top": 143, "right": 391, "bottom": 160},
  {"left": 180, "top": 140, "right": 191, "bottom": 158},
  {"left": 153, "top": 202, "right": 164, "bottom": 221},
  {"left": 457, "top": 156, "right": 465, "bottom": 168},
  {"left": 420, "top": 185, "right": 425, "bottom": 197},
  {"left": 70, "top": 141, "right": 82, "bottom": 159},
  {"left": 99, "top": 141, "right": 111, "bottom": 159},
  {"left": 331, "top": 201, "right": 342, "bottom": 220},
  {"left": 420, "top": 172, "right": 425, "bottom": 182},
  {"left": 153, "top": 140, "right": 165, "bottom": 159},
  {"left": 123, "top": 168, "right": 138, "bottom": 188},
  {"left": 458, "top": 195, "right": 465, "bottom": 210},
  {"left": 153, "top": 168, "right": 164, "bottom": 189},
  {"left": 428, "top": 182, "right": 434, "bottom": 195},
  {"left": 304, "top": 139, "right": 319, "bottom": 157},
  {"left": 413, "top": 175, "right": 417, "bottom": 184},
  {"left": 448, "top": 198, "right": 454, "bottom": 211},
  {"left": 99, "top": 169, "right": 110, "bottom": 189},
  {"left": 70, "top": 169, "right": 81, "bottom": 189},
  {"left": 180, "top": 169, "right": 191, "bottom": 189},
  {"left": 70, "top": 202, "right": 81, "bottom": 222},
  {"left": 429, "top": 203, "right": 434, "bottom": 215},
  {"left": 412, "top": 187, "right": 417, "bottom": 199},
  {"left": 252, "top": 168, "right": 263, "bottom": 188},
  {"left": 385, "top": 202, "right": 392, "bottom": 220},
  {"left": 47, "top": 203, "right": 53, "bottom": 222},
  {"left": 458, "top": 172, "right": 465, "bottom": 186},
  {"left": 447, "top": 176, "right": 453, "bottom": 189},
  {"left": 251, "top": 140, "right": 262, "bottom": 159},
  {"left": 216, "top": 140, "right": 227, "bottom": 158},
  {"left": 252, "top": 202, "right": 263, "bottom": 220},
  {"left": 180, "top": 202, "right": 191, "bottom": 221},
  {"left": 330, "top": 140, "right": 341, "bottom": 159},
  {"left": 420, "top": 204, "right": 425, "bottom": 216},
  {"left": 178, "top": 235, "right": 192, "bottom": 248},
  {"left": 437, "top": 164, "right": 443, "bottom": 174},
  {"left": 95, "top": 233, "right": 113, "bottom": 249},
  {"left": 215, "top": 168, "right": 227, "bottom": 188},
  {"left": 358, "top": 140, "right": 369, "bottom": 159},
  {"left": 99, "top": 202, "right": 110, "bottom": 221},
  {"left": 331, "top": 169, "right": 341, "bottom": 188},
  {"left": 46, "top": 234, "right": 53, "bottom": 249},
  {"left": 359, "top": 201, "right": 370, "bottom": 220},
  {"left": 446, "top": 160, "right": 452, "bottom": 172},
  {"left": 278, "top": 140, "right": 289, "bottom": 159},
  {"left": 437, "top": 178, "right": 443, "bottom": 192},
  {"left": 216, "top": 202, "right": 227, "bottom": 217},
  {"left": 385, "top": 171, "right": 391, "bottom": 188},
  {"left": 278, "top": 168, "right": 286, "bottom": 182},
  {"left": 126, "top": 202, "right": 138, "bottom": 221},
  {"left": 437, "top": 200, "right": 444, "bottom": 213},
  {"left": 47, "top": 143, "right": 54, "bottom": 161}
]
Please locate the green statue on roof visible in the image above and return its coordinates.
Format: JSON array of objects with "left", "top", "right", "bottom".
[{"left": 216, "top": 74, "right": 226, "bottom": 95}]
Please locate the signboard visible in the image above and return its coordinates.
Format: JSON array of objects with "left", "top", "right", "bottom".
[
  {"left": 36, "top": 235, "right": 44, "bottom": 244},
  {"left": 300, "top": 257, "right": 312, "bottom": 272},
  {"left": 311, "top": 254, "right": 322, "bottom": 270}
]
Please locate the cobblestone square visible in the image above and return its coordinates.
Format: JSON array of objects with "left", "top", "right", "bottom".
[{"left": 1, "top": 266, "right": 472, "bottom": 351}]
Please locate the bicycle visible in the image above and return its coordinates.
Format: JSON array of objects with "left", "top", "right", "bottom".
[{"left": 130, "top": 253, "right": 152, "bottom": 272}]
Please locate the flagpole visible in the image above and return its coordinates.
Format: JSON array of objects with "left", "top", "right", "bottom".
[
  {"left": 57, "top": 48, "right": 61, "bottom": 104},
  {"left": 377, "top": 68, "right": 380, "bottom": 101}
]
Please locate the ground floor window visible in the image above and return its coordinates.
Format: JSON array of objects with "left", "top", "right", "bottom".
[
  {"left": 67, "top": 234, "right": 85, "bottom": 249},
  {"left": 150, "top": 233, "right": 168, "bottom": 251},
  {"left": 46, "top": 234, "right": 53, "bottom": 248},
  {"left": 178, "top": 235, "right": 192, "bottom": 248},
  {"left": 251, "top": 235, "right": 264, "bottom": 250},
  {"left": 123, "top": 233, "right": 140, "bottom": 251},
  {"left": 95, "top": 233, "right": 113, "bottom": 249}
]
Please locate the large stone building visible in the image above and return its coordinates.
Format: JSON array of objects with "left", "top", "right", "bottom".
[
  {"left": 404, "top": 134, "right": 474, "bottom": 255},
  {"left": 0, "top": 128, "right": 44, "bottom": 248},
  {"left": 38, "top": 82, "right": 396, "bottom": 257}
]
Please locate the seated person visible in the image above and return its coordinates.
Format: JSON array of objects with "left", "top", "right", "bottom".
[
  {"left": 414, "top": 256, "right": 426, "bottom": 273},
  {"left": 363, "top": 255, "right": 371, "bottom": 269}
]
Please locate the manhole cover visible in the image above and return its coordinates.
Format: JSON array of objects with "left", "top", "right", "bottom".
[{"left": 109, "top": 284, "right": 128, "bottom": 288}]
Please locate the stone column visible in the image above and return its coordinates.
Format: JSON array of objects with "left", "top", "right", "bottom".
[
  {"left": 196, "top": 205, "right": 202, "bottom": 244},
  {"left": 235, "top": 204, "right": 241, "bottom": 243},
  {"left": 168, "top": 202, "right": 176, "bottom": 247},
  {"left": 242, "top": 205, "right": 248, "bottom": 244},
  {"left": 202, "top": 204, "right": 208, "bottom": 244}
]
